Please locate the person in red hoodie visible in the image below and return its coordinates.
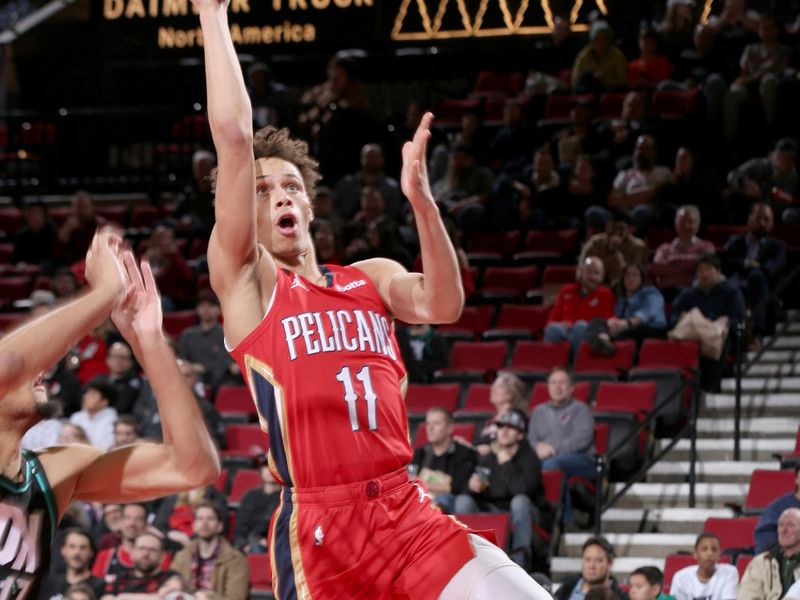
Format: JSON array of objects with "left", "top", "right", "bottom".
[{"left": 544, "top": 256, "right": 616, "bottom": 353}]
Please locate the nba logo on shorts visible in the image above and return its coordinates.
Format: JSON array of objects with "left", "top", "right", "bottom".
[{"left": 314, "top": 525, "right": 324, "bottom": 546}]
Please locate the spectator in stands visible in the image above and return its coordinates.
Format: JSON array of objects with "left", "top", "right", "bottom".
[
  {"left": 43, "top": 357, "right": 83, "bottom": 417},
  {"left": 628, "top": 28, "right": 674, "bottom": 89},
  {"left": 247, "top": 62, "right": 288, "bottom": 129},
  {"left": 726, "top": 138, "right": 798, "bottom": 224},
  {"left": 476, "top": 372, "right": 528, "bottom": 452},
  {"left": 396, "top": 323, "right": 448, "bottom": 384},
  {"left": 232, "top": 455, "right": 280, "bottom": 553},
  {"left": 629, "top": 566, "right": 668, "bottom": 600},
  {"left": 604, "top": 135, "right": 673, "bottom": 234},
  {"left": 555, "top": 536, "right": 629, "bottom": 600},
  {"left": 410, "top": 407, "right": 477, "bottom": 514},
  {"left": 171, "top": 501, "right": 249, "bottom": 600},
  {"left": 660, "top": 148, "right": 724, "bottom": 220},
  {"left": 74, "top": 321, "right": 112, "bottom": 384},
  {"left": 112, "top": 415, "right": 140, "bottom": 448},
  {"left": 310, "top": 186, "right": 342, "bottom": 228},
  {"left": 69, "top": 377, "right": 118, "bottom": 450},
  {"left": 454, "top": 409, "right": 548, "bottom": 570},
  {"left": 96, "top": 504, "right": 124, "bottom": 551},
  {"left": 671, "top": 532, "right": 738, "bottom": 600},
  {"left": 544, "top": 256, "right": 616, "bottom": 353},
  {"left": 657, "top": 0, "right": 698, "bottom": 62},
  {"left": 586, "top": 263, "right": 667, "bottom": 352},
  {"left": 333, "top": 143, "right": 402, "bottom": 220},
  {"left": 56, "top": 191, "right": 104, "bottom": 266},
  {"left": 145, "top": 226, "right": 194, "bottom": 310},
  {"left": 528, "top": 16, "right": 583, "bottom": 89},
  {"left": 722, "top": 202, "right": 787, "bottom": 348},
  {"left": 491, "top": 99, "right": 533, "bottom": 174},
  {"left": 723, "top": 13, "right": 790, "bottom": 141},
  {"left": 787, "top": 580, "right": 800, "bottom": 600},
  {"left": 93, "top": 504, "right": 157, "bottom": 582},
  {"left": 579, "top": 211, "right": 647, "bottom": 286},
  {"left": 347, "top": 217, "right": 413, "bottom": 269},
  {"left": 556, "top": 155, "right": 605, "bottom": 230},
  {"left": 432, "top": 144, "right": 494, "bottom": 241},
  {"left": 100, "top": 532, "right": 180, "bottom": 599},
  {"left": 13, "top": 198, "right": 56, "bottom": 270},
  {"left": 501, "top": 147, "right": 560, "bottom": 231},
  {"left": 312, "top": 218, "right": 344, "bottom": 265},
  {"left": 738, "top": 507, "right": 800, "bottom": 600},
  {"left": 708, "top": 0, "right": 760, "bottom": 37},
  {"left": 754, "top": 464, "right": 800, "bottom": 553},
  {"left": 552, "top": 100, "right": 601, "bottom": 171},
  {"left": 97, "top": 341, "right": 141, "bottom": 414},
  {"left": 171, "top": 150, "right": 216, "bottom": 236},
  {"left": 349, "top": 185, "right": 387, "bottom": 227},
  {"left": 597, "top": 91, "right": 651, "bottom": 172},
  {"left": 654, "top": 205, "right": 716, "bottom": 288},
  {"left": 154, "top": 485, "right": 229, "bottom": 548},
  {"left": 572, "top": 21, "right": 628, "bottom": 93},
  {"left": 59, "top": 423, "right": 91, "bottom": 445},
  {"left": 39, "top": 528, "right": 105, "bottom": 600},
  {"left": 179, "top": 290, "right": 238, "bottom": 391},
  {"left": 528, "top": 368, "right": 595, "bottom": 522},
  {"left": 51, "top": 266, "right": 79, "bottom": 299}
]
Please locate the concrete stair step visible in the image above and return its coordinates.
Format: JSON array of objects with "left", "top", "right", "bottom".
[
  {"left": 701, "top": 393, "right": 800, "bottom": 417},
  {"left": 551, "top": 557, "right": 664, "bottom": 581},
  {"left": 772, "top": 336, "right": 800, "bottom": 349},
  {"left": 721, "top": 377, "right": 800, "bottom": 393},
  {"left": 646, "top": 460, "right": 777, "bottom": 483},
  {"left": 747, "top": 363, "right": 800, "bottom": 377},
  {"left": 657, "top": 437, "right": 795, "bottom": 461},
  {"left": 609, "top": 482, "right": 747, "bottom": 508},
  {"left": 696, "top": 418, "right": 799, "bottom": 438},
  {"left": 747, "top": 350, "right": 800, "bottom": 363},
  {"left": 562, "top": 533, "right": 695, "bottom": 558},
  {"left": 601, "top": 507, "right": 735, "bottom": 533}
]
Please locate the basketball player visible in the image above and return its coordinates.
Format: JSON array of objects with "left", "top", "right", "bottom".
[
  {"left": 195, "top": 1, "right": 549, "bottom": 598},
  {"left": 0, "top": 232, "right": 220, "bottom": 598}
]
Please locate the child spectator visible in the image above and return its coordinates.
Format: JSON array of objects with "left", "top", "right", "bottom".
[
  {"left": 670, "top": 532, "right": 739, "bottom": 600},
  {"left": 630, "top": 566, "right": 674, "bottom": 600}
]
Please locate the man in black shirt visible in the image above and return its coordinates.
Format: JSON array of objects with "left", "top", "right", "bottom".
[
  {"left": 100, "top": 533, "right": 180, "bottom": 599},
  {"left": 454, "top": 409, "right": 547, "bottom": 570},
  {"left": 37, "top": 528, "right": 105, "bottom": 600},
  {"left": 410, "top": 407, "right": 477, "bottom": 514}
]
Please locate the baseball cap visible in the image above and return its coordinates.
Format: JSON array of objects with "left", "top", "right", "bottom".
[{"left": 495, "top": 409, "right": 528, "bottom": 433}]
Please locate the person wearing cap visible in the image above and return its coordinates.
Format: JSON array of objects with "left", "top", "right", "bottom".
[
  {"left": 69, "top": 377, "right": 119, "bottom": 450},
  {"left": 178, "top": 289, "right": 240, "bottom": 391},
  {"left": 454, "top": 408, "right": 548, "bottom": 571},
  {"left": 571, "top": 21, "right": 628, "bottom": 93},
  {"left": 727, "top": 137, "right": 799, "bottom": 223},
  {"left": 722, "top": 202, "right": 786, "bottom": 349}
]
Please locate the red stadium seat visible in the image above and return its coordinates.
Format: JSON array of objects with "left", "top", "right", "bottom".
[
  {"left": 541, "top": 265, "right": 576, "bottom": 305},
  {"left": 473, "top": 71, "right": 522, "bottom": 96},
  {"left": 247, "top": 553, "right": 273, "bottom": 593},
  {"left": 96, "top": 205, "right": 129, "bottom": 226},
  {"left": 455, "top": 513, "right": 510, "bottom": 549},
  {"left": 0, "top": 243, "right": 13, "bottom": 264},
  {"left": 222, "top": 424, "right": 268, "bottom": 458},
  {"left": 0, "top": 276, "right": 32, "bottom": 303},
  {"left": 437, "top": 305, "right": 493, "bottom": 340},
  {"left": 0, "top": 312, "right": 24, "bottom": 332},
  {"left": 405, "top": 383, "right": 460, "bottom": 416},
  {"left": 477, "top": 266, "right": 538, "bottom": 303},
  {"left": 485, "top": 305, "right": 551, "bottom": 341},
  {"left": 515, "top": 229, "right": 580, "bottom": 263},
  {"left": 467, "top": 231, "right": 521, "bottom": 264},
  {"left": 529, "top": 381, "right": 591, "bottom": 411},
  {"left": 574, "top": 340, "right": 636, "bottom": 379},
  {"left": 435, "top": 341, "right": 509, "bottom": 384},
  {"left": 455, "top": 384, "right": 493, "bottom": 418},
  {"left": 736, "top": 554, "right": 753, "bottom": 579},
  {"left": 636, "top": 339, "right": 700, "bottom": 372},
  {"left": 433, "top": 98, "right": 482, "bottom": 125},
  {"left": 594, "top": 423, "right": 610, "bottom": 456},
  {"left": 414, "top": 422, "right": 476, "bottom": 448},
  {"left": 0, "top": 207, "right": 22, "bottom": 235},
  {"left": 213, "top": 468, "right": 229, "bottom": 493},
  {"left": 593, "top": 382, "right": 656, "bottom": 474},
  {"left": 703, "top": 517, "right": 759, "bottom": 552},
  {"left": 542, "top": 94, "right": 594, "bottom": 120},
  {"left": 744, "top": 470, "right": 796, "bottom": 513},
  {"left": 162, "top": 310, "right": 197, "bottom": 338},
  {"left": 597, "top": 93, "right": 628, "bottom": 119},
  {"left": 534, "top": 469, "right": 564, "bottom": 545},
  {"left": 652, "top": 89, "right": 700, "bottom": 118},
  {"left": 510, "top": 341, "right": 570, "bottom": 372},
  {"left": 216, "top": 386, "right": 256, "bottom": 422},
  {"left": 229, "top": 469, "right": 262, "bottom": 505},
  {"left": 131, "top": 205, "right": 161, "bottom": 228}
]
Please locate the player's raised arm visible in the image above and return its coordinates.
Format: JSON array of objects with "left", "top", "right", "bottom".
[
  {"left": 354, "top": 113, "right": 464, "bottom": 324},
  {"left": 0, "top": 230, "right": 128, "bottom": 398},
  {"left": 69, "top": 252, "right": 220, "bottom": 503}
]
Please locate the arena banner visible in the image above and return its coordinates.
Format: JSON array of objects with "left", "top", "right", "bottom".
[{"left": 91, "top": 0, "right": 667, "bottom": 51}]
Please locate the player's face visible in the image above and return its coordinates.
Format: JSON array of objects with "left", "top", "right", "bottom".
[
  {"left": 628, "top": 574, "right": 659, "bottom": 600},
  {"left": 582, "top": 544, "right": 611, "bottom": 584},
  {"left": 424, "top": 411, "right": 452, "bottom": 445},
  {"left": 62, "top": 533, "right": 93, "bottom": 570},
  {"left": 255, "top": 157, "right": 314, "bottom": 261},
  {"left": 694, "top": 537, "right": 720, "bottom": 572},
  {"left": 547, "top": 370, "right": 573, "bottom": 406},
  {"left": 193, "top": 507, "right": 223, "bottom": 541}
]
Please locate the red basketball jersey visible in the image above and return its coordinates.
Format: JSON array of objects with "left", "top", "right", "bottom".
[{"left": 230, "top": 265, "right": 412, "bottom": 488}]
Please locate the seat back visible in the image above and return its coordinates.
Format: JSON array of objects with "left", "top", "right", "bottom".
[
  {"left": 414, "top": 422, "right": 476, "bottom": 448},
  {"left": 542, "top": 469, "right": 563, "bottom": 507},
  {"left": 638, "top": 339, "right": 699, "bottom": 371},
  {"left": 405, "top": 383, "right": 460, "bottom": 414},
  {"left": 450, "top": 341, "right": 508, "bottom": 370},
  {"left": 496, "top": 305, "right": 552, "bottom": 337},
  {"left": 704, "top": 516, "right": 759, "bottom": 552},
  {"left": 247, "top": 553, "right": 273, "bottom": 589},
  {"left": 482, "top": 266, "right": 538, "bottom": 295},
  {"left": 511, "top": 341, "right": 570, "bottom": 370},
  {"left": 229, "top": 469, "right": 262, "bottom": 504},
  {"left": 460, "top": 384, "right": 493, "bottom": 413},
  {"left": 215, "top": 386, "right": 256, "bottom": 419},
  {"left": 224, "top": 424, "right": 269, "bottom": 455},
  {"left": 574, "top": 340, "right": 636, "bottom": 376},
  {"left": 744, "top": 470, "right": 796, "bottom": 511}
]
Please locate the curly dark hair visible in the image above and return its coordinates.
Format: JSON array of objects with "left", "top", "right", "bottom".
[
  {"left": 253, "top": 126, "right": 321, "bottom": 197},
  {"left": 209, "top": 126, "right": 321, "bottom": 197}
]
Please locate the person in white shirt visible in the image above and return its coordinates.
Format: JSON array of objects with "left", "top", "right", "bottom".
[
  {"left": 671, "top": 533, "right": 739, "bottom": 600},
  {"left": 785, "top": 580, "right": 800, "bottom": 599},
  {"left": 69, "top": 377, "right": 119, "bottom": 450}
]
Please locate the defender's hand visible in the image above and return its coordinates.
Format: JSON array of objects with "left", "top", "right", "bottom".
[
  {"left": 401, "top": 112, "right": 437, "bottom": 212},
  {"left": 84, "top": 229, "right": 129, "bottom": 308}
]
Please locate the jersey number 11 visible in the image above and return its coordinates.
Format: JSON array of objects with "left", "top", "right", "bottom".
[{"left": 336, "top": 366, "right": 378, "bottom": 432}]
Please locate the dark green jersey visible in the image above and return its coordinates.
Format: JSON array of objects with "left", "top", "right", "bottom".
[{"left": 0, "top": 450, "right": 58, "bottom": 599}]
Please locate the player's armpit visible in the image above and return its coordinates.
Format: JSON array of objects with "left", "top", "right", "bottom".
[{"left": 70, "top": 443, "right": 218, "bottom": 504}]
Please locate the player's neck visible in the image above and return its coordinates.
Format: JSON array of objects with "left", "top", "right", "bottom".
[
  {"left": 0, "top": 441, "right": 24, "bottom": 482},
  {"left": 274, "top": 246, "right": 324, "bottom": 284}
]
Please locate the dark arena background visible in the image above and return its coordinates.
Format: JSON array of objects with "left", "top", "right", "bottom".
[{"left": 1, "top": 0, "right": 800, "bottom": 598}]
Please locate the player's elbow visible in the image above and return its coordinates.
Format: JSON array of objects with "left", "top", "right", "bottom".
[
  {"left": 184, "top": 450, "right": 222, "bottom": 489},
  {"left": 213, "top": 121, "right": 254, "bottom": 152},
  {"left": 429, "top": 290, "right": 464, "bottom": 324}
]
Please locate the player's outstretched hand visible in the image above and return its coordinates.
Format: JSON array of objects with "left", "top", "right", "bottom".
[
  {"left": 84, "top": 228, "right": 130, "bottom": 308},
  {"left": 401, "top": 112, "right": 437, "bottom": 213},
  {"left": 112, "top": 252, "right": 164, "bottom": 357}
]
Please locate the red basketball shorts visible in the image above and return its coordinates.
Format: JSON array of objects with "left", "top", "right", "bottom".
[{"left": 268, "top": 468, "right": 476, "bottom": 600}]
